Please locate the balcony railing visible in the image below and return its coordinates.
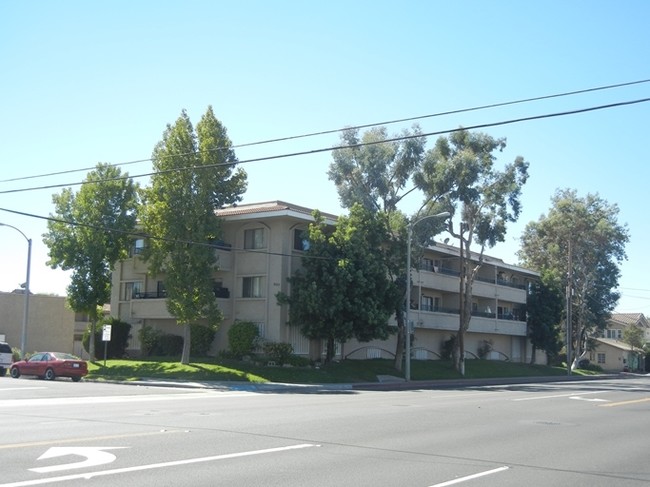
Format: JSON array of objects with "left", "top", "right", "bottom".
[
  {"left": 417, "top": 262, "right": 526, "bottom": 290},
  {"left": 133, "top": 291, "right": 167, "bottom": 299},
  {"left": 132, "top": 288, "right": 231, "bottom": 300},
  {"left": 411, "top": 305, "right": 523, "bottom": 322}
]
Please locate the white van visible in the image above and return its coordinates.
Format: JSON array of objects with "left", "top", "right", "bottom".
[{"left": 0, "top": 342, "right": 13, "bottom": 377}]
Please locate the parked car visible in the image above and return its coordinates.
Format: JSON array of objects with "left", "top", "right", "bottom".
[
  {"left": 10, "top": 352, "right": 88, "bottom": 382},
  {"left": 0, "top": 341, "right": 13, "bottom": 377}
]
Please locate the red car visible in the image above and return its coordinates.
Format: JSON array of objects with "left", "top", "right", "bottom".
[{"left": 10, "top": 352, "right": 88, "bottom": 382}]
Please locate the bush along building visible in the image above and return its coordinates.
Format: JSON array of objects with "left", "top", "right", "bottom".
[{"left": 111, "top": 201, "right": 543, "bottom": 364}]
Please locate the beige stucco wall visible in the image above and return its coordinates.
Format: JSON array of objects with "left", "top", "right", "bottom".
[{"left": 0, "top": 292, "right": 75, "bottom": 355}]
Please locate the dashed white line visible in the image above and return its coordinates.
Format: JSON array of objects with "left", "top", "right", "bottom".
[{"left": 428, "top": 466, "right": 510, "bottom": 486}]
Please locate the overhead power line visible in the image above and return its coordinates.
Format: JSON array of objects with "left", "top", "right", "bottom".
[
  {"left": 1, "top": 78, "right": 649, "bottom": 185},
  {"left": 1, "top": 95, "right": 649, "bottom": 196},
  {"left": 0, "top": 206, "right": 330, "bottom": 262}
]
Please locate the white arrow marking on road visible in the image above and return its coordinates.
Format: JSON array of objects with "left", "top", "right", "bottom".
[
  {"left": 3, "top": 444, "right": 317, "bottom": 487},
  {"left": 569, "top": 396, "right": 608, "bottom": 402},
  {"left": 30, "top": 447, "right": 128, "bottom": 473}
]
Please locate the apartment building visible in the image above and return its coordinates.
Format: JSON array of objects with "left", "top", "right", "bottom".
[{"left": 111, "top": 201, "right": 541, "bottom": 363}]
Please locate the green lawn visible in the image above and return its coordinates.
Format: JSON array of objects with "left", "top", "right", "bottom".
[{"left": 87, "top": 357, "right": 593, "bottom": 384}]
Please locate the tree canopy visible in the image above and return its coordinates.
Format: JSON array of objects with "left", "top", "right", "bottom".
[
  {"left": 140, "top": 106, "right": 247, "bottom": 364},
  {"left": 526, "top": 270, "right": 564, "bottom": 364},
  {"left": 328, "top": 125, "right": 428, "bottom": 369},
  {"left": 43, "top": 163, "right": 139, "bottom": 359},
  {"left": 415, "top": 129, "right": 529, "bottom": 374},
  {"left": 278, "top": 205, "right": 397, "bottom": 363},
  {"left": 518, "top": 189, "right": 629, "bottom": 364}
]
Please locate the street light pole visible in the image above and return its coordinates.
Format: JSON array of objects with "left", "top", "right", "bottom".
[
  {"left": 566, "top": 239, "right": 572, "bottom": 376},
  {"left": 405, "top": 211, "right": 451, "bottom": 381},
  {"left": 0, "top": 223, "right": 32, "bottom": 358}
]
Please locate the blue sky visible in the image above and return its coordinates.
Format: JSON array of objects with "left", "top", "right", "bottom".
[{"left": 1, "top": 1, "right": 648, "bottom": 314}]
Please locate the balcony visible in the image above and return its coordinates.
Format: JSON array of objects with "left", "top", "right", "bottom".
[
  {"left": 411, "top": 308, "right": 527, "bottom": 337},
  {"left": 415, "top": 268, "right": 527, "bottom": 304},
  {"left": 129, "top": 289, "right": 232, "bottom": 319}
]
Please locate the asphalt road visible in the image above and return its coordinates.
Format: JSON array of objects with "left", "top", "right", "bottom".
[{"left": 1, "top": 375, "right": 649, "bottom": 486}]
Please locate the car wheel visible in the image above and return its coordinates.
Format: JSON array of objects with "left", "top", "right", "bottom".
[
  {"left": 71, "top": 376, "right": 81, "bottom": 382},
  {"left": 10, "top": 367, "right": 20, "bottom": 379},
  {"left": 0, "top": 367, "right": 6, "bottom": 377},
  {"left": 44, "top": 368, "right": 56, "bottom": 381}
]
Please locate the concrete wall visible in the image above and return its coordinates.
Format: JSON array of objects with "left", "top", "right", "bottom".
[{"left": 0, "top": 292, "right": 75, "bottom": 356}]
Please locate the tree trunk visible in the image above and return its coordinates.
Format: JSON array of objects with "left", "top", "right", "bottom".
[
  {"left": 88, "top": 319, "right": 97, "bottom": 361},
  {"left": 394, "top": 320, "right": 405, "bottom": 371},
  {"left": 180, "top": 322, "right": 191, "bottom": 364},
  {"left": 325, "top": 337, "right": 335, "bottom": 364}
]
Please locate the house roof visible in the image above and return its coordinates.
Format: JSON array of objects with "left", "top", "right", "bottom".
[
  {"left": 608, "top": 313, "right": 648, "bottom": 328},
  {"left": 216, "top": 200, "right": 338, "bottom": 224},
  {"left": 594, "top": 337, "right": 644, "bottom": 353}
]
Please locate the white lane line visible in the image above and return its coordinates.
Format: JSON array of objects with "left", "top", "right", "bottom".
[
  {"left": 0, "top": 391, "right": 256, "bottom": 408},
  {"left": 0, "top": 443, "right": 319, "bottom": 487},
  {"left": 513, "top": 391, "right": 610, "bottom": 401},
  {"left": 569, "top": 396, "right": 608, "bottom": 402},
  {"left": 0, "top": 387, "right": 48, "bottom": 392},
  {"left": 428, "top": 466, "right": 509, "bottom": 486}
]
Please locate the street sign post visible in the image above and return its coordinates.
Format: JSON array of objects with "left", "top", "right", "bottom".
[{"left": 102, "top": 325, "right": 112, "bottom": 367}]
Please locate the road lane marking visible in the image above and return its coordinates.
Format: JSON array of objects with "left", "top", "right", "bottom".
[
  {"left": 0, "top": 390, "right": 257, "bottom": 408},
  {"left": 599, "top": 397, "right": 650, "bottom": 408},
  {"left": 31, "top": 447, "right": 128, "bottom": 473},
  {"left": 0, "top": 443, "right": 319, "bottom": 487},
  {"left": 513, "top": 391, "right": 609, "bottom": 401},
  {"left": 428, "top": 466, "right": 509, "bottom": 486},
  {"left": 0, "top": 430, "right": 182, "bottom": 450},
  {"left": 0, "top": 387, "right": 48, "bottom": 392},
  {"left": 569, "top": 396, "right": 608, "bottom": 402}
]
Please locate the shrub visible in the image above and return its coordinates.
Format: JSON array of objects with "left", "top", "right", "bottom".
[
  {"left": 191, "top": 324, "right": 216, "bottom": 357},
  {"left": 228, "top": 321, "right": 260, "bottom": 358},
  {"left": 441, "top": 335, "right": 457, "bottom": 360},
  {"left": 263, "top": 342, "right": 294, "bottom": 365},
  {"left": 83, "top": 317, "right": 132, "bottom": 359},
  {"left": 285, "top": 354, "right": 311, "bottom": 367},
  {"left": 12, "top": 347, "right": 21, "bottom": 361},
  {"left": 138, "top": 325, "right": 162, "bottom": 357},
  {"left": 158, "top": 334, "right": 184, "bottom": 356},
  {"left": 477, "top": 339, "right": 493, "bottom": 359}
]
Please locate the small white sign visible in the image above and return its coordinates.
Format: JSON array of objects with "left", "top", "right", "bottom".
[{"left": 102, "top": 325, "right": 112, "bottom": 342}]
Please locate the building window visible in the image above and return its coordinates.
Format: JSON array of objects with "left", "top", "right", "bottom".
[
  {"left": 244, "top": 228, "right": 265, "bottom": 249},
  {"left": 242, "top": 276, "right": 263, "bottom": 298},
  {"left": 421, "top": 296, "right": 433, "bottom": 312},
  {"left": 156, "top": 281, "right": 167, "bottom": 298},
  {"left": 129, "top": 238, "right": 145, "bottom": 256},
  {"left": 597, "top": 353, "right": 606, "bottom": 364},
  {"left": 122, "top": 281, "right": 143, "bottom": 300},
  {"left": 293, "top": 228, "right": 310, "bottom": 251},
  {"left": 605, "top": 329, "right": 622, "bottom": 339}
]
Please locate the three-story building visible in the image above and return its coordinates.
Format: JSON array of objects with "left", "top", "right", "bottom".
[{"left": 111, "top": 201, "right": 542, "bottom": 363}]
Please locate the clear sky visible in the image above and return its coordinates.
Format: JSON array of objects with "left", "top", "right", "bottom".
[{"left": 1, "top": 1, "right": 648, "bottom": 314}]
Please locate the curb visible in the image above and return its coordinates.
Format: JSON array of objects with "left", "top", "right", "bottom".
[{"left": 86, "top": 373, "right": 632, "bottom": 393}]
